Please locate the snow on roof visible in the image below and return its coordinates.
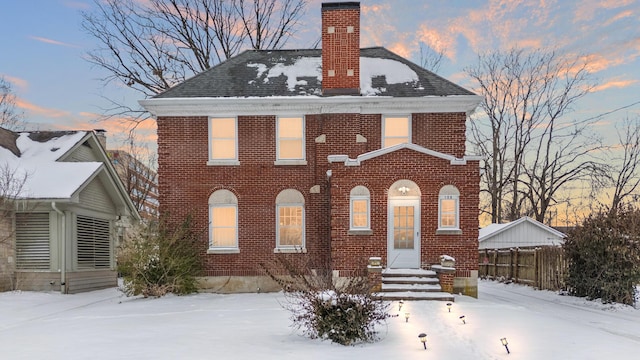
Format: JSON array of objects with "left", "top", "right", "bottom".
[
  {"left": 0, "top": 131, "right": 102, "bottom": 199},
  {"left": 246, "top": 55, "right": 419, "bottom": 95}
]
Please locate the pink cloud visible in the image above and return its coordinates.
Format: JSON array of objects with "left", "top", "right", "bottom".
[
  {"left": 29, "top": 36, "right": 78, "bottom": 48},
  {"left": 592, "top": 79, "right": 639, "bottom": 92},
  {"left": 1, "top": 75, "right": 28, "bottom": 91},
  {"left": 15, "top": 98, "right": 70, "bottom": 118}
]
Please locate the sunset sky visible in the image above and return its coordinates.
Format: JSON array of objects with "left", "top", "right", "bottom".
[{"left": 1, "top": 0, "right": 639, "bottom": 150}]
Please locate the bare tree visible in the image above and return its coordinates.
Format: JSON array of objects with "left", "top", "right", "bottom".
[
  {"left": 419, "top": 43, "right": 445, "bottom": 73},
  {"left": 0, "top": 78, "right": 23, "bottom": 131},
  {"left": 597, "top": 116, "right": 640, "bottom": 213},
  {"left": 82, "top": 0, "right": 307, "bottom": 99},
  {"left": 466, "top": 48, "right": 598, "bottom": 224}
]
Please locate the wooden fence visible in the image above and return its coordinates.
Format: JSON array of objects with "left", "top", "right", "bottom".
[{"left": 478, "top": 247, "right": 567, "bottom": 291}]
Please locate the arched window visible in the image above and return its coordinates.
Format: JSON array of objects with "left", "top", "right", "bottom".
[
  {"left": 209, "top": 189, "right": 238, "bottom": 252},
  {"left": 438, "top": 185, "right": 460, "bottom": 230},
  {"left": 350, "top": 186, "right": 370, "bottom": 230},
  {"left": 276, "top": 189, "right": 305, "bottom": 250}
]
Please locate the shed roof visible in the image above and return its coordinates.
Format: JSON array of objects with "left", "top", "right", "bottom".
[{"left": 479, "top": 216, "right": 566, "bottom": 242}]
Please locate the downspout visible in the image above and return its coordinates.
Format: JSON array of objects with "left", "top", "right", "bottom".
[{"left": 51, "top": 202, "right": 66, "bottom": 294}]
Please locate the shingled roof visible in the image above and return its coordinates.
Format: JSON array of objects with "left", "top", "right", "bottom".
[{"left": 155, "top": 47, "right": 474, "bottom": 99}]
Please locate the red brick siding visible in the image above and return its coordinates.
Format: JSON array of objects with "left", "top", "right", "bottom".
[
  {"left": 157, "top": 112, "right": 479, "bottom": 277},
  {"left": 413, "top": 112, "right": 468, "bottom": 157},
  {"left": 321, "top": 7, "right": 360, "bottom": 91}
]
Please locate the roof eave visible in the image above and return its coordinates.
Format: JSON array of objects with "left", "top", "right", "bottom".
[{"left": 139, "top": 95, "right": 482, "bottom": 117}]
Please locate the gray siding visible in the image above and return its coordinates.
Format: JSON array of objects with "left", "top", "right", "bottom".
[
  {"left": 67, "top": 142, "right": 99, "bottom": 162},
  {"left": 79, "top": 178, "right": 116, "bottom": 214},
  {"left": 66, "top": 270, "right": 117, "bottom": 293}
]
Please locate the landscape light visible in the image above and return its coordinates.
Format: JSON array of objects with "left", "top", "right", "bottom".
[
  {"left": 418, "top": 333, "right": 427, "bottom": 349},
  {"left": 501, "top": 338, "right": 510, "bottom": 354},
  {"left": 446, "top": 302, "right": 452, "bottom": 312},
  {"left": 405, "top": 312, "right": 410, "bottom": 323},
  {"left": 459, "top": 315, "right": 466, "bottom": 324},
  {"left": 398, "top": 300, "right": 404, "bottom": 311}
]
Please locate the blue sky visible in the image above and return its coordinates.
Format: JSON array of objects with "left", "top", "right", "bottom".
[{"left": 1, "top": 0, "right": 639, "bottom": 148}]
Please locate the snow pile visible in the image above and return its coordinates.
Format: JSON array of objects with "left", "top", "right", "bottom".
[{"left": 360, "top": 57, "right": 419, "bottom": 95}]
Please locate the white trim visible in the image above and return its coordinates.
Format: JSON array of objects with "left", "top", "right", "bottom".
[
  {"left": 207, "top": 248, "right": 240, "bottom": 254},
  {"left": 328, "top": 142, "right": 482, "bottom": 166},
  {"left": 382, "top": 114, "right": 411, "bottom": 148},
  {"left": 209, "top": 191, "right": 239, "bottom": 250},
  {"left": 438, "top": 186, "right": 460, "bottom": 230},
  {"left": 276, "top": 116, "right": 306, "bottom": 162},
  {"left": 140, "top": 95, "right": 483, "bottom": 117},
  {"left": 350, "top": 196, "right": 370, "bottom": 231},
  {"left": 208, "top": 117, "right": 238, "bottom": 162}
]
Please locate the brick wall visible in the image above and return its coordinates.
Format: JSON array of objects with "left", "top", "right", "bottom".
[
  {"left": 321, "top": 3, "right": 360, "bottom": 93},
  {"left": 157, "top": 111, "right": 479, "bottom": 277}
]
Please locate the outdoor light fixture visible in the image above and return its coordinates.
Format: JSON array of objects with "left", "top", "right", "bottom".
[
  {"left": 501, "top": 338, "right": 510, "bottom": 354},
  {"left": 418, "top": 333, "right": 427, "bottom": 349},
  {"left": 398, "top": 186, "right": 410, "bottom": 195},
  {"left": 405, "top": 312, "right": 410, "bottom": 323},
  {"left": 398, "top": 300, "right": 404, "bottom": 311},
  {"left": 446, "top": 302, "right": 452, "bottom": 312},
  {"left": 459, "top": 315, "right": 466, "bottom": 324}
]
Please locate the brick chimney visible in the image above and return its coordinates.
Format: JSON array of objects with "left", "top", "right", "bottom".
[{"left": 321, "top": 2, "right": 360, "bottom": 96}]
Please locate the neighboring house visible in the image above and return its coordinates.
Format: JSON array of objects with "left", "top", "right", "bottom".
[
  {"left": 479, "top": 216, "right": 566, "bottom": 250},
  {"left": 140, "top": 2, "right": 482, "bottom": 296},
  {"left": 0, "top": 127, "right": 139, "bottom": 293},
  {"left": 106, "top": 149, "right": 159, "bottom": 222}
]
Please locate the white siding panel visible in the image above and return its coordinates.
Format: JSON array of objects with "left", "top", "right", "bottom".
[{"left": 480, "top": 221, "right": 564, "bottom": 249}]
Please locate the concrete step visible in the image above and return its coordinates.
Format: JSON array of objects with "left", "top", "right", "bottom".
[
  {"left": 382, "top": 276, "right": 440, "bottom": 285},
  {"left": 375, "top": 291, "right": 455, "bottom": 302},
  {"left": 382, "top": 269, "right": 437, "bottom": 277},
  {"left": 381, "top": 283, "right": 442, "bottom": 292}
]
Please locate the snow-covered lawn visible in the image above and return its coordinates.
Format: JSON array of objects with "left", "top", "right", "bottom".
[{"left": 1, "top": 280, "right": 638, "bottom": 359}]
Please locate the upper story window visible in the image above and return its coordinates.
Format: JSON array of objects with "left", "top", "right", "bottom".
[
  {"left": 276, "top": 116, "right": 306, "bottom": 165},
  {"left": 382, "top": 115, "right": 411, "bottom": 148},
  {"left": 208, "top": 189, "right": 239, "bottom": 253},
  {"left": 350, "top": 185, "right": 371, "bottom": 231},
  {"left": 209, "top": 117, "right": 239, "bottom": 165},
  {"left": 438, "top": 185, "right": 460, "bottom": 230},
  {"left": 275, "top": 189, "right": 305, "bottom": 252}
]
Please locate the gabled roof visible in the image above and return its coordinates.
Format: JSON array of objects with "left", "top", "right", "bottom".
[
  {"left": 328, "top": 142, "right": 482, "bottom": 166},
  {"left": 0, "top": 128, "right": 140, "bottom": 220},
  {"left": 154, "top": 47, "right": 475, "bottom": 99},
  {"left": 479, "top": 216, "right": 566, "bottom": 242}
]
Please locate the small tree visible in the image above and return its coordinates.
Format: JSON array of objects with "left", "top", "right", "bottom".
[
  {"left": 262, "top": 256, "right": 390, "bottom": 346},
  {"left": 564, "top": 206, "right": 640, "bottom": 306},
  {"left": 118, "top": 215, "right": 203, "bottom": 297}
]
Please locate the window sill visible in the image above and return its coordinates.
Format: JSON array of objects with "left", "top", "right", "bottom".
[
  {"left": 273, "top": 247, "right": 307, "bottom": 254},
  {"left": 436, "top": 229, "right": 462, "bottom": 235},
  {"left": 207, "top": 248, "right": 240, "bottom": 254},
  {"left": 207, "top": 160, "right": 240, "bottom": 166},
  {"left": 348, "top": 229, "right": 373, "bottom": 236},
  {"left": 273, "top": 160, "right": 307, "bottom": 166}
]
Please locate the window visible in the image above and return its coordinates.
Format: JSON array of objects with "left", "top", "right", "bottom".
[
  {"left": 382, "top": 115, "right": 411, "bottom": 148},
  {"left": 438, "top": 185, "right": 460, "bottom": 230},
  {"left": 76, "top": 216, "right": 111, "bottom": 269},
  {"left": 15, "top": 213, "right": 50, "bottom": 270},
  {"left": 209, "top": 189, "right": 239, "bottom": 253},
  {"left": 275, "top": 189, "right": 305, "bottom": 251},
  {"left": 209, "top": 117, "right": 238, "bottom": 165},
  {"left": 276, "top": 116, "right": 306, "bottom": 164},
  {"left": 350, "top": 186, "right": 371, "bottom": 231}
]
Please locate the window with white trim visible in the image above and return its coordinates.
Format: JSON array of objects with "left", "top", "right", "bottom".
[
  {"left": 382, "top": 115, "right": 411, "bottom": 148},
  {"left": 209, "top": 117, "right": 238, "bottom": 164},
  {"left": 275, "top": 189, "right": 305, "bottom": 250},
  {"left": 438, "top": 185, "right": 460, "bottom": 229},
  {"left": 350, "top": 185, "right": 370, "bottom": 230},
  {"left": 209, "top": 189, "right": 238, "bottom": 251},
  {"left": 276, "top": 116, "right": 305, "bottom": 162}
]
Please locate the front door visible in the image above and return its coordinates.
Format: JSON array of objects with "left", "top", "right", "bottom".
[{"left": 387, "top": 199, "right": 420, "bottom": 268}]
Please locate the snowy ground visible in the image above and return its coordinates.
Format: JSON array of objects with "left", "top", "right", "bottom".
[{"left": 1, "top": 280, "right": 638, "bottom": 360}]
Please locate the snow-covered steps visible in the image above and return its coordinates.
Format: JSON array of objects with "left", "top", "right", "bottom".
[{"left": 376, "top": 269, "right": 454, "bottom": 302}]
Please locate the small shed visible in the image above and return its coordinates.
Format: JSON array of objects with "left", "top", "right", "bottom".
[{"left": 479, "top": 216, "right": 565, "bottom": 250}]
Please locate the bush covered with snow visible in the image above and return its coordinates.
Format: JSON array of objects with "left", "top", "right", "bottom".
[
  {"left": 564, "top": 207, "right": 640, "bottom": 306},
  {"left": 262, "top": 256, "right": 390, "bottom": 345},
  {"left": 117, "top": 216, "right": 203, "bottom": 297}
]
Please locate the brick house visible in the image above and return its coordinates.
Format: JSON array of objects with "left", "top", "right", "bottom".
[{"left": 140, "top": 2, "right": 482, "bottom": 297}]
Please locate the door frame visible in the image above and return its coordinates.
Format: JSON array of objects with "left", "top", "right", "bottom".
[{"left": 387, "top": 196, "right": 421, "bottom": 269}]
